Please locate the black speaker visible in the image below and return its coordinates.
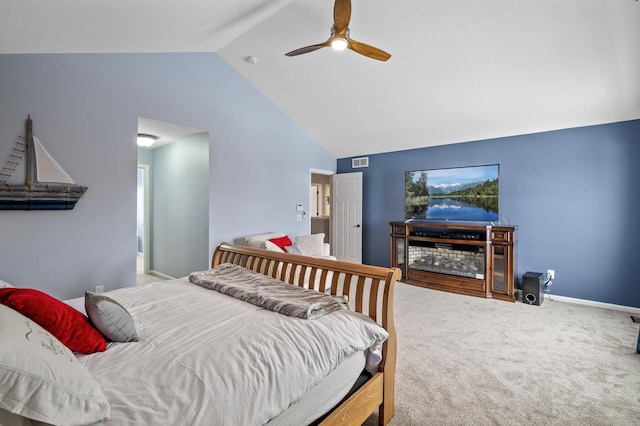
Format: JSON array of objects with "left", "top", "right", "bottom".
[{"left": 522, "top": 272, "right": 544, "bottom": 306}]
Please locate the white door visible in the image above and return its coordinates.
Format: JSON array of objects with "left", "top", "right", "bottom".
[{"left": 332, "top": 172, "right": 362, "bottom": 263}]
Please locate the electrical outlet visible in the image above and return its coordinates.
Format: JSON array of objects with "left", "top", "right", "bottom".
[
  {"left": 94, "top": 285, "right": 104, "bottom": 294},
  {"left": 547, "top": 269, "right": 555, "bottom": 280}
]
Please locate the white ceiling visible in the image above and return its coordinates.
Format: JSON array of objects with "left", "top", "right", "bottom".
[
  {"left": 138, "top": 117, "right": 205, "bottom": 150},
  {"left": 2, "top": 0, "right": 639, "bottom": 158}
]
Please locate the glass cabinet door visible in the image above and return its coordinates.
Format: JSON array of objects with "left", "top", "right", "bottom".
[
  {"left": 393, "top": 237, "right": 406, "bottom": 278},
  {"left": 491, "top": 244, "right": 506, "bottom": 293}
]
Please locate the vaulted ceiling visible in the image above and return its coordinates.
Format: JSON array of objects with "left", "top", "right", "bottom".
[{"left": 2, "top": 0, "right": 639, "bottom": 157}]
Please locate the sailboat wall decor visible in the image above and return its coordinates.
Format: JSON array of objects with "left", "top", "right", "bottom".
[{"left": 0, "top": 115, "right": 87, "bottom": 210}]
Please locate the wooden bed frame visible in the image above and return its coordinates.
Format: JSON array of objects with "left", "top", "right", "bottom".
[{"left": 212, "top": 243, "right": 402, "bottom": 426}]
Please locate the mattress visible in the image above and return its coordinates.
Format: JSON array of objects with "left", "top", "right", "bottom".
[
  {"left": 62, "top": 276, "right": 385, "bottom": 425},
  {"left": 267, "top": 350, "right": 365, "bottom": 425}
]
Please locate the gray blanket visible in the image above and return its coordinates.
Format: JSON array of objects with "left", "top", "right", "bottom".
[{"left": 188, "top": 263, "right": 348, "bottom": 319}]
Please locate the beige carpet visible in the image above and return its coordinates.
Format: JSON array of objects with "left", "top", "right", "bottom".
[
  {"left": 136, "top": 254, "right": 169, "bottom": 286},
  {"left": 136, "top": 273, "right": 165, "bottom": 286},
  {"left": 364, "top": 282, "right": 640, "bottom": 426}
]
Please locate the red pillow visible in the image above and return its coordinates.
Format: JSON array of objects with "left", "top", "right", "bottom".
[
  {"left": 269, "top": 235, "right": 293, "bottom": 251},
  {"left": 0, "top": 288, "right": 107, "bottom": 354}
]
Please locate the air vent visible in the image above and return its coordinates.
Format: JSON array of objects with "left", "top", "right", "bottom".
[{"left": 352, "top": 157, "right": 369, "bottom": 168}]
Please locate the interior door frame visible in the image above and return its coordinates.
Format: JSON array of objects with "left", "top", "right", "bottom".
[
  {"left": 309, "top": 168, "right": 334, "bottom": 244},
  {"left": 137, "top": 164, "right": 150, "bottom": 274}
]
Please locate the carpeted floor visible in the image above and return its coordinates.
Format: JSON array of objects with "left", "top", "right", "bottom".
[
  {"left": 136, "top": 254, "right": 168, "bottom": 286},
  {"left": 136, "top": 273, "right": 166, "bottom": 286},
  {"left": 363, "top": 282, "right": 640, "bottom": 426}
]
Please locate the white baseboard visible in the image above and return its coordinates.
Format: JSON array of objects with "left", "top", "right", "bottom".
[
  {"left": 546, "top": 294, "right": 640, "bottom": 315},
  {"left": 148, "top": 270, "right": 174, "bottom": 280}
]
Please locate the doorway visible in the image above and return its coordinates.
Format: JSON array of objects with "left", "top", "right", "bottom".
[
  {"left": 310, "top": 171, "right": 333, "bottom": 247},
  {"left": 136, "top": 116, "right": 209, "bottom": 281},
  {"left": 136, "top": 165, "right": 150, "bottom": 275}
]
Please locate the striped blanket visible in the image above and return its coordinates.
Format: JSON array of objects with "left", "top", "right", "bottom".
[{"left": 188, "top": 263, "right": 348, "bottom": 319}]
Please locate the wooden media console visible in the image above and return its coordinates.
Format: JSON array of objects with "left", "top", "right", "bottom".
[{"left": 390, "top": 221, "right": 517, "bottom": 301}]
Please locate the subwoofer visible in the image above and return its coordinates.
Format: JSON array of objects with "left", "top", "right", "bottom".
[{"left": 522, "top": 272, "right": 544, "bottom": 306}]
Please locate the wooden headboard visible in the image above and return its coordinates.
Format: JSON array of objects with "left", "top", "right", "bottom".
[{"left": 211, "top": 242, "right": 402, "bottom": 425}]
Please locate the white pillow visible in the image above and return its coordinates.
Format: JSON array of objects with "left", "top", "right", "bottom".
[
  {"left": 264, "top": 240, "right": 285, "bottom": 253},
  {"left": 0, "top": 304, "right": 110, "bottom": 425},
  {"left": 0, "top": 279, "right": 14, "bottom": 289},
  {"left": 295, "top": 233, "right": 326, "bottom": 257},
  {"left": 245, "top": 232, "right": 285, "bottom": 249}
]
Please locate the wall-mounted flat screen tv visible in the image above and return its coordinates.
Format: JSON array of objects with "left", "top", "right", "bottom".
[{"left": 405, "top": 164, "right": 499, "bottom": 221}]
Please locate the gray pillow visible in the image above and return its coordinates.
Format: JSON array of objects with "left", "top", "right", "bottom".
[
  {"left": 85, "top": 291, "right": 138, "bottom": 343},
  {"left": 285, "top": 245, "right": 302, "bottom": 255}
]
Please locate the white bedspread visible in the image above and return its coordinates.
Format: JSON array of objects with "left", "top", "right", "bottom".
[{"left": 77, "top": 277, "right": 388, "bottom": 426}]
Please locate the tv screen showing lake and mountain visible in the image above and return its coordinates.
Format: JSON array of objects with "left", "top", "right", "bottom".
[{"left": 405, "top": 164, "right": 499, "bottom": 221}]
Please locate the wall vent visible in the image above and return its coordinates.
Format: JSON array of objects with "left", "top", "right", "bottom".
[{"left": 352, "top": 157, "right": 369, "bottom": 168}]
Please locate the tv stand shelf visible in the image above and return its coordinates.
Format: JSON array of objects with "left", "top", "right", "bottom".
[{"left": 390, "top": 221, "right": 517, "bottom": 301}]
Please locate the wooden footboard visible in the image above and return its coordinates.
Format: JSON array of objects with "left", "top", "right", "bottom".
[{"left": 212, "top": 243, "right": 401, "bottom": 425}]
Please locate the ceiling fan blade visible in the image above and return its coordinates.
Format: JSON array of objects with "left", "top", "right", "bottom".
[
  {"left": 333, "top": 0, "right": 352, "bottom": 33},
  {"left": 285, "top": 41, "right": 331, "bottom": 57},
  {"left": 348, "top": 39, "right": 391, "bottom": 62}
]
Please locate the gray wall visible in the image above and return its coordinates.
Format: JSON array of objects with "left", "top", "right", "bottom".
[
  {"left": 338, "top": 120, "right": 640, "bottom": 308},
  {"left": 137, "top": 132, "right": 209, "bottom": 278},
  {"left": 151, "top": 133, "right": 209, "bottom": 278},
  {"left": 0, "top": 53, "right": 335, "bottom": 300}
]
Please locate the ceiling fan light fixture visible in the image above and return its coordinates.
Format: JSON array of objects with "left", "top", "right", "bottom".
[
  {"left": 137, "top": 134, "right": 158, "bottom": 148},
  {"left": 331, "top": 37, "right": 348, "bottom": 51},
  {"left": 284, "top": 0, "right": 390, "bottom": 61}
]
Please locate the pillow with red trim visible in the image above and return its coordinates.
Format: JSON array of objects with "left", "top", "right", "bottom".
[
  {"left": 268, "top": 235, "right": 293, "bottom": 251},
  {"left": 264, "top": 240, "right": 285, "bottom": 253},
  {"left": 245, "top": 232, "right": 285, "bottom": 249},
  {"left": 0, "top": 288, "right": 106, "bottom": 354}
]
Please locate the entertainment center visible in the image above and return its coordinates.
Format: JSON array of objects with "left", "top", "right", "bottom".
[{"left": 390, "top": 221, "right": 517, "bottom": 301}]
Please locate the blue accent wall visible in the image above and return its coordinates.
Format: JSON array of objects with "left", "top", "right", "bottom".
[{"left": 338, "top": 120, "right": 640, "bottom": 308}]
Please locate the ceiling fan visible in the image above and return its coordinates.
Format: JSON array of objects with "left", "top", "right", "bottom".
[{"left": 285, "top": 0, "right": 391, "bottom": 62}]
